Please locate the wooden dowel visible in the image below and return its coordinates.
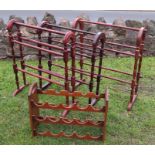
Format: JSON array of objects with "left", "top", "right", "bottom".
[
  {"left": 13, "top": 40, "right": 63, "bottom": 57},
  {"left": 17, "top": 67, "right": 63, "bottom": 86},
  {"left": 81, "top": 20, "right": 146, "bottom": 31},
  {"left": 24, "top": 64, "right": 65, "bottom": 79},
  {"left": 83, "top": 62, "right": 133, "bottom": 76},
  {"left": 14, "top": 21, "right": 66, "bottom": 35},
  {"left": 21, "top": 37, "right": 64, "bottom": 51},
  {"left": 81, "top": 36, "right": 137, "bottom": 49}
]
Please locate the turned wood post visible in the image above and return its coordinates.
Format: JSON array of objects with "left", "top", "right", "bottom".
[
  {"left": 8, "top": 31, "right": 20, "bottom": 90},
  {"left": 63, "top": 44, "right": 69, "bottom": 105},
  {"left": 37, "top": 33, "right": 43, "bottom": 89},
  {"left": 72, "top": 18, "right": 84, "bottom": 81},
  {"left": 17, "top": 25, "right": 27, "bottom": 85},
  {"left": 135, "top": 28, "right": 145, "bottom": 94},
  {"left": 95, "top": 32, "right": 106, "bottom": 95},
  {"left": 48, "top": 32, "right": 52, "bottom": 79}
]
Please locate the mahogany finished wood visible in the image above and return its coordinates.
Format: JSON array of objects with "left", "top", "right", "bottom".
[
  {"left": 7, "top": 20, "right": 76, "bottom": 95},
  {"left": 71, "top": 18, "right": 146, "bottom": 111},
  {"left": 28, "top": 83, "right": 109, "bottom": 142},
  {"left": 7, "top": 18, "right": 146, "bottom": 112}
]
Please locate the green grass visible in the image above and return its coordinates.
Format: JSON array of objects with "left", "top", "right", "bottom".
[{"left": 0, "top": 57, "right": 155, "bottom": 144}]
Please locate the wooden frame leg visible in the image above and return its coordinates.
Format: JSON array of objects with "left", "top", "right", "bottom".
[
  {"left": 13, "top": 84, "right": 29, "bottom": 96},
  {"left": 127, "top": 94, "right": 137, "bottom": 111}
]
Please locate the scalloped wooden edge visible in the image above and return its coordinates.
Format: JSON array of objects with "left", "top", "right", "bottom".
[
  {"left": 33, "top": 115, "right": 104, "bottom": 127},
  {"left": 38, "top": 89, "right": 105, "bottom": 99},
  {"left": 32, "top": 101, "right": 106, "bottom": 112},
  {"left": 36, "top": 130, "right": 103, "bottom": 141}
]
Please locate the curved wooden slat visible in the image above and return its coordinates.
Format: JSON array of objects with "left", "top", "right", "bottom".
[
  {"left": 33, "top": 115, "right": 104, "bottom": 127},
  {"left": 32, "top": 101, "right": 106, "bottom": 113},
  {"left": 39, "top": 89, "right": 101, "bottom": 99},
  {"left": 36, "top": 130, "right": 103, "bottom": 141}
]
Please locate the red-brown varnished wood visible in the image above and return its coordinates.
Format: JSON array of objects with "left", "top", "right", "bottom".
[
  {"left": 28, "top": 83, "right": 109, "bottom": 142},
  {"left": 7, "top": 20, "right": 76, "bottom": 95}
]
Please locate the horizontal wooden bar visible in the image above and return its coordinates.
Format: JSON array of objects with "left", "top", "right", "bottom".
[
  {"left": 17, "top": 67, "right": 63, "bottom": 86},
  {"left": 52, "top": 63, "right": 65, "bottom": 69},
  {"left": 45, "top": 23, "right": 95, "bottom": 35},
  {"left": 52, "top": 39, "right": 63, "bottom": 44},
  {"left": 76, "top": 52, "right": 92, "bottom": 58},
  {"left": 14, "top": 21, "right": 66, "bottom": 35},
  {"left": 76, "top": 42, "right": 135, "bottom": 56},
  {"left": 104, "top": 48, "right": 135, "bottom": 56},
  {"left": 106, "top": 41, "right": 137, "bottom": 49},
  {"left": 75, "top": 79, "right": 89, "bottom": 85},
  {"left": 20, "top": 37, "right": 64, "bottom": 51},
  {"left": 13, "top": 40, "right": 63, "bottom": 57},
  {"left": 101, "top": 75, "right": 131, "bottom": 85},
  {"left": 81, "top": 20, "right": 146, "bottom": 32},
  {"left": 24, "top": 64, "right": 65, "bottom": 79},
  {"left": 73, "top": 68, "right": 95, "bottom": 78},
  {"left": 39, "top": 89, "right": 102, "bottom": 98},
  {"left": 33, "top": 102, "right": 105, "bottom": 112},
  {"left": 25, "top": 64, "right": 88, "bottom": 85},
  {"left": 33, "top": 115, "right": 104, "bottom": 127},
  {"left": 83, "top": 62, "right": 133, "bottom": 76},
  {"left": 73, "top": 68, "right": 131, "bottom": 85},
  {"left": 36, "top": 130, "right": 103, "bottom": 141},
  {"left": 81, "top": 36, "right": 137, "bottom": 49},
  {"left": 76, "top": 41, "right": 92, "bottom": 48}
]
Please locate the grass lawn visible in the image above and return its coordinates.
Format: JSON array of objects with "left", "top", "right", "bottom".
[{"left": 0, "top": 57, "right": 155, "bottom": 145}]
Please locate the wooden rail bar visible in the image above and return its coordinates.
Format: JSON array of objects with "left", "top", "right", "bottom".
[
  {"left": 33, "top": 115, "right": 104, "bottom": 127},
  {"left": 24, "top": 64, "right": 65, "bottom": 79},
  {"left": 14, "top": 21, "right": 66, "bottom": 35},
  {"left": 81, "top": 36, "right": 137, "bottom": 49},
  {"left": 13, "top": 40, "right": 63, "bottom": 57},
  {"left": 83, "top": 62, "right": 133, "bottom": 76},
  {"left": 20, "top": 36, "right": 64, "bottom": 51},
  {"left": 17, "top": 67, "right": 63, "bottom": 86},
  {"left": 81, "top": 20, "right": 146, "bottom": 31},
  {"left": 75, "top": 43, "right": 135, "bottom": 56},
  {"left": 74, "top": 68, "right": 131, "bottom": 85},
  {"left": 45, "top": 23, "right": 95, "bottom": 35}
]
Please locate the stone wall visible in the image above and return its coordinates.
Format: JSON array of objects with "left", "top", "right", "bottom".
[{"left": 0, "top": 12, "right": 155, "bottom": 59}]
